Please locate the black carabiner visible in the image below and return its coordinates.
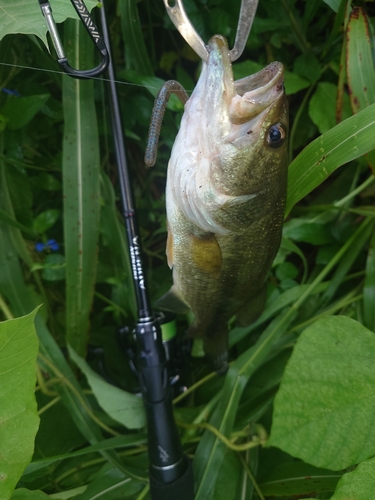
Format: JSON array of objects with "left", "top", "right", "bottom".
[{"left": 38, "top": 0, "right": 109, "bottom": 79}]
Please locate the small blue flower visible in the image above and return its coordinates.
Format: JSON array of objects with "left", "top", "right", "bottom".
[
  {"left": 35, "top": 242, "right": 46, "bottom": 252},
  {"left": 35, "top": 239, "right": 60, "bottom": 252},
  {"left": 46, "top": 239, "right": 60, "bottom": 251}
]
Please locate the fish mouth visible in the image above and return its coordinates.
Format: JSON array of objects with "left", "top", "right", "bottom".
[{"left": 207, "top": 34, "right": 285, "bottom": 126}]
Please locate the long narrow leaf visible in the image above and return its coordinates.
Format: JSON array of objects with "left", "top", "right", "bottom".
[
  {"left": 286, "top": 102, "right": 375, "bottom": 215},
  {"left": 63, "top": 19, "right": 101, "bottom": 356}
]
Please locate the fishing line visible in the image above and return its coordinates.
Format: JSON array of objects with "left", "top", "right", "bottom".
[{"left": 0, "top": 60, "right": 194, "bottom": 93}]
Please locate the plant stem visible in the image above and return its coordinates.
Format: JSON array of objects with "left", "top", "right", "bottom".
[{"left": 0, "top": 293, "right": 13, "bottom": 320}]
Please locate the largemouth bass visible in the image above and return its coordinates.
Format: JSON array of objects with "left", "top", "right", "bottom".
[{"left": 158, "top": 35, "right": 288, "bottom": 372}]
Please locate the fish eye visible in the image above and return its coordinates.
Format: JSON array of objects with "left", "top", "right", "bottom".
[{"left": 266, "top": 123, "right": 286, "bottom": 148}]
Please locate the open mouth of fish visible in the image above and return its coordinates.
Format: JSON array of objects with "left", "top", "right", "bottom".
[{"left": 198, "top": 34, "right": 285, "bottom": 140}]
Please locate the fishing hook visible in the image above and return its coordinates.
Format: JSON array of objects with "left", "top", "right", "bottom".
[
  {"left": 163, "top": 0, "right": 259, "bottom": 62},
  {"left": 38, "top": 0, "right": 109, "bottom": 79}
]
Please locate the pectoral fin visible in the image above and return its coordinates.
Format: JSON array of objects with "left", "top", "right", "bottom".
[{"left": 191, "top": 232, "right": 222, "bottom": 278}]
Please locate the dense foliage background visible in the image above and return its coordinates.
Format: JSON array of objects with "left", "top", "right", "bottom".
[{"left": 0, "top": 0, "right": 375, "bottom": 498}]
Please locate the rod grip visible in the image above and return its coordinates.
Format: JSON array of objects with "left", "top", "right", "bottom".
[{"left": 149, "top": 457, "right": 194, "bottom": 500}]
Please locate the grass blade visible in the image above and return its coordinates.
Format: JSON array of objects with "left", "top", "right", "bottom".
[{"left": 286, "top": 102, "right": 375, "bottom": 216}]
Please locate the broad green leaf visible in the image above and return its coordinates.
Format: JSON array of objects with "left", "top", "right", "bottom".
[
  {"left": 0, "top": 309, "right": 40, "bottom": 500},
  {"left": 42, "top": 254, "right": 66, "bottom": 281},
  {"left": 31, "top": 173, "right": 61, "bottom": 192},
  {"left": 258, "top": 461, "right": 341, "bottom": 496},
  {"left": 69, "top": 346, "right": 146, "bottom": 430},
  {"left": 331, "top": 457, "right": 375, "bottom": 499},
  {"left": 0, "top": 0, "right": 97, "bottom": 45},
  {"left": 286, "top": 102, "right": 375, "bottom": 215},
  {"left": 63, "top": 20, "right": 101, "bottom": 356},
  {"left": 293, "top": 53, "right": 322, "bottom": 84},
  {"left": 33, "top": 209, "right": 60, "bottom": 234},
  {"left": 283, "top": 218, "right": 335, "bottom": 245},
  {"left": 269, "top": 316, "right": 375, "bottom": 470},
  {"left": 0, "top": 95, "right": 50, "bottom": 130},
  {"left": 283, "top": 71, "right": 310, "bottom": 95},
  {"left": 309, "top": 82, "right": 351, "bottom": 134},
  {"left": 10, "top": 489, "right": 50, "bottom": 500}
]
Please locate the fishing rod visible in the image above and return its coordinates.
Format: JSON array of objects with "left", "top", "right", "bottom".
[
  {"left": 99, "top": 3, "right": 194, "bottom": 498},
  {"left": 39, "top": 0, "right": 194, "bottom": 498}
]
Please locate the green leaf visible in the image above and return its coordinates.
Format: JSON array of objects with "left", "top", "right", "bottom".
[
  {"left": 286, "top": 102, "right": 375, "bottom": 216},
  {"left": 269, "top": 316, "right": 375, "bottom": 470},
  {"left": 10, "top": 489, "right": 50, "bottom": 500},
  {"left": 0, "top": 208, "right": 37, "bottom": 237},
  {"left": 63, "top": 20, "right": 101, "bottom": 356},
  {"left": 284, "top": 71, "right": 310, "bottom": 95},
  {"left": 0, "top": 309, "right": 40, "bottom": 500},
  {"left": 0, "top": 146, "right": 138, "bottom": 481},
  {"left": 275, "top": 262, "right": 299, "bottom": 281},
  {"left": 119, "top": 0, "right": 153, "bottom": 75},
  {"left": 346, "top": 7, "right": 375, "bottom": 113},
  {"left": 33, "top": 209, "right": 60, "bottom": 234},
  {"left": 32, "top": 173, "right": 61, "bottom": 192},
  {"left": 323, "top": 0, "right": 341, "bottom": 13},
  {"left": 23, "top": 434, "right": 147, "bottom": 478},
  {"left": 72, "top": 464, "right": 144, "bottom": 500},
  {"left": 283, "top": 218, "right": 335, "bottom": 245},
  {"left": 233, "top": 61, "right": 309, "bottom": 96},
  {"left": 309, "top": 82, "right": 348, "bottom": 134},
  {"left": 69, "top": 346, "right": 146, "bottom": 430},
  {"left": 42, "top": 254, "right": 66, "bottom": 282},
  {"left": 293, "top": 53, "right": 322, "bottom": 84},
  {"left": 0, "top": 0, "right": 98, "bottom": 45},
  {"left": 331, "top": 457, "right": 375, "bottom": 499},
  {"left": 259, "top": 461, "right": 341, "bottom": 496},
  {"left": 0, "top": 95, "right": 50, "bottom": 130}
]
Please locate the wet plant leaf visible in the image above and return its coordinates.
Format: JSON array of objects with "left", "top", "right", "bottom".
[
  {"left": 0, "top": 95, "right": 50, "bottom": 130},
  {"left": 0, "top": 309, "right": 40, "bottom": 500},
  {"left": 33, "top": 209, "right": 60, "bottom": 234},
  {"left": 258, "top": 461, "right": 341, "bottom": 496},
  {"left": 69, "top": 346, "right": 146, "bottom": 430},
  {"left": 269, "top": 316, "right": 375, "bottom": 470},
  {"left": 0, "top": 0, "right": 98, "bottom": 45},
  {"left": 331, "top": 457, "right": 375, "bottom": 499}
]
